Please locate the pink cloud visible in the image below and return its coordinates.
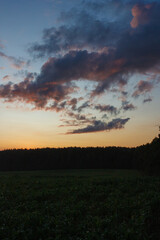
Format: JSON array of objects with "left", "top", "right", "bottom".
[
  {"left": 2, "top": 75, "right": 10, "bottom": 81},
  {"left": 130, "top": 3, "right": 153, "bottom": 28},
  {"left": 132, "top": 80, "right": 153, "bottom": 97},
  {"left": 0, "top": 51, "right": 27, "bottom": 70}
]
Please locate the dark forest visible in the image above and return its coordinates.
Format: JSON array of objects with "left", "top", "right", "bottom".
[{"left": 0, "top": 137, "right": 159, "bottom": 175}]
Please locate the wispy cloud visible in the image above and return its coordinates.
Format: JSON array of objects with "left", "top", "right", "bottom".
[
  {"left": 67, "top": 118, "right": 130, "bottom": 134},
  {"left": 122, "top": 102, "right": 136, "bottom": 111},
  {"left": 143, "top": 97, "right": 152, "bottom": 103},
  {"left": 2, "top": 75, "right": 10, "bottom": 81},
  {"left": 94, "top": 104, "right": 118, "bottom": 115},
  {"left": 132, "top": 80, "right": 153, "bottom": 98},
  {"left": 0, "top": 51, "right": 28, "bottom": 70}
]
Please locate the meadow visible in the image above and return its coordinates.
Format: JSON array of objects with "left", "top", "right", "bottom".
[{"left": 0, "top": 169, "right": 159, "bottom": 240}]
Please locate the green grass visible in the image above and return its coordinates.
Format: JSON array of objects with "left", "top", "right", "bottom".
[{"left": 0, "top": 169, "right": 159, "bottom": 240}]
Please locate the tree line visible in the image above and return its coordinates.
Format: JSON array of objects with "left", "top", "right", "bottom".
[{"left": 0, "top": 137, "right": 159, "bottom": 174}]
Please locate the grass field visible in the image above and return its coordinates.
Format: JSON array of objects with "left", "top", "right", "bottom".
[{"left": 0, "top": 169, "right": 159, "bottom": 240}]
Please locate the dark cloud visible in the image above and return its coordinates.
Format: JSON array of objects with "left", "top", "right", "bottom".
[
  {"left": 116, "top": 2, "right": 160, "bottom": 74},
  {"left": 29, "top": 1, "right": 160, "bottom": 83},
  {"left": 77, "top": 101, "right": 90, "bottom": 112},
  {"left": 67, "top": 118, "right": 130, "bottom": 134},
  {"left": 102, "top": 114, "right": 108, "bottom": 119},
  {"left": 66, "top": 111, "right": 92, "bottom": 123},
  {"left": 27, "top": 1, "right": 160, "bottom": 98},
  {"left": 121, "top": 91, "right": 128, "bottom": 96},
  {"left": 132, "top": 80, "right": 153, "bottom": 97},
  {"left": 29, "top": 0, "right": 134, "bottom": 58},
  {"left": 83, "top": 0, "right": 125, "bottom": 13},
  {"left": 1, "top": 0, "right": 160, "bottom": 134},
  {"left": 95, "top": 104, "right": 118, "bottom": 115},
  {"left": 130, "top": 3, "right": 154, "bottom": 28},
  {"left": 29, "top": 10, "right": 123, "bottom": 57},
  {"left": 67, "top": 98, "right": 78, "bottom": 110},
  {"left": 122, "top": 103, "right": 136, "bottom": 111},
  {"left": 143, "top": 97, "right": 152, "bottom": 103},
  {"left": 45, "top": 101, "right": 67, "bottom": 112},
  {"left": 0, "top": 72, "right": 74, "bottom": 108},
  {"left": 31, "top": 50, "right": 128, "bottom": 100},
  {"left": 59, "top": 110, "right": 95, "bottom": 128}
]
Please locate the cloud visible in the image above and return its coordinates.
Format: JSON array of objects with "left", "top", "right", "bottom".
[
  {"left": 0, "top": 51, "right": 28, "bottom": 70},
  {"left": 67, "top": 97, "right": 78, "bottom": 110},
  {"left": 67, "top": 118, "right": 130, "bottom": 134},
  {"left": 30, "top": 0, "right": 133, "bottom": 58},
  {"left": 77, "top": 101, "right": 90, "bottom": 112},
  {"left": 143, "top": 97, "right": 152, "bottom": 103},
  {"left": 59, "top": 110, "right": 95, "bottom": 128},
  {"left": 132, "top": 80, "right": 153, "bottom": 98},
  {"left": 45, "top": 101, "right": 67, "bottom": 112},
  {"left": 0, "top": 48, "right": 123, "bottom": 108},
  {"left": 0, "top": 72, "right": 75, "bottom": 108},
  {"left": 1, "top": 0, "right": 160, "bottom": 134},
  {"left": 95, "top": 104, "right": 118, "bottom": 115},
  {"left": 122, "top": 103, "right": 136, "bottom": 111},
  {"left": 34, "top": 50, "right": 127, "bottom": 94},
  {"left": 27, "top": 0, "right": 160, "bottom": 98},
  {"left": 66, "top": 111, "right": 92, "bottom": 123},
  {"left": 29, "top": 10, "right": 123, "bottom": 57},
  {"left": 130, "top": 3, "right": 153, "bottom": 28},
  {"left": 2, "top": 75, "right": 10, "bottom": 81},
  {"left": 102, "top": 114, "right": 108, "bottom": 119},
  {"left": 117, "top": 3, "right": 160, "bottom": 73}
]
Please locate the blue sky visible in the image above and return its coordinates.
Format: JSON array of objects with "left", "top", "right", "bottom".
[{"left": 0, "top": 0, "right": 160, "bottom": 149}]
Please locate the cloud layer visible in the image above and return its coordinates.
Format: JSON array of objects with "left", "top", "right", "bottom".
[{"left": 1, "top": 0, "right": 160, "bottom": 134}]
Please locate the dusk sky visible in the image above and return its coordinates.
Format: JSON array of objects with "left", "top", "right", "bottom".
[{"left": 0, "top": 0, "right": 160, "bottom": 149}]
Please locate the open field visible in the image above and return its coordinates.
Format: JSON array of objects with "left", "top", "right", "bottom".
[{"left": 0, "top": 170, "right": 159, "bottom": 240}]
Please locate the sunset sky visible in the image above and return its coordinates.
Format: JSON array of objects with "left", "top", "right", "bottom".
[{"left": 0, "top": 0, "right": 160, "bottom": 149}]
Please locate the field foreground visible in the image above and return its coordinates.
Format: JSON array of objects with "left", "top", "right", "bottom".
[{"left": 0, "top": 169, "right": 160, "bottom": 240}]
